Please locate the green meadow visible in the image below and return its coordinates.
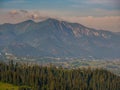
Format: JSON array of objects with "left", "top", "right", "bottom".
[{"left": 0, "top": 82, "right": 18, "bottom": 90}]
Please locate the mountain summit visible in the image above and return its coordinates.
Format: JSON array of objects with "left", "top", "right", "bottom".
[{"left": 0, "top": 18, "right": 120, "bottom": 59}]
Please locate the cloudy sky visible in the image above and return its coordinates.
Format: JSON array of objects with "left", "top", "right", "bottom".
[{"left": 0, "top": 0, "right": 120, "bottom": 32}]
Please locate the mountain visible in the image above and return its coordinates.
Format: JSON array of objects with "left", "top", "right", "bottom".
[{"left": 0, "top": 18, "right": 120, "bottom": 59}]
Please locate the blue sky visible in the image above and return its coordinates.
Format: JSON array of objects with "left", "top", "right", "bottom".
[
  {"left": 0, "top": 0, "right": 120, "bottom": 32},
  {"left": 0, "top": 0, "right": 120, "bottom": 16}
]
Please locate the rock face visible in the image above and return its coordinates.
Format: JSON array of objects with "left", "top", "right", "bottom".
[{"left": 0, "top": 18, "right": 120, "bottom": 59}]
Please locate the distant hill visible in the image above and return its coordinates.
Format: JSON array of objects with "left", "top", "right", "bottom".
[{"left": 0, "top": 18, "right": 120, "bottom": 59}]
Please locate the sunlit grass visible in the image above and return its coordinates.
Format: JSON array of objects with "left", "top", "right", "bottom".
[{"left": 0, "top": 82, "right": 18, "bottom": 90}]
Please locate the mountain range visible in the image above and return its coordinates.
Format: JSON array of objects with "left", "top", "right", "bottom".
[{"left": 0, "top": 18, "right": 120, "bottom": 59}]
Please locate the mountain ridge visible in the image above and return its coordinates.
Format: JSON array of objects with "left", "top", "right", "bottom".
[{"left": 0, "top": 18, "right": 120, "bottom": 59}]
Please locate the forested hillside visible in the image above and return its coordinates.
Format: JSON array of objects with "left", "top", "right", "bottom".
[{"left": 0, "top": 61, "right": 120, "bottom": 90}]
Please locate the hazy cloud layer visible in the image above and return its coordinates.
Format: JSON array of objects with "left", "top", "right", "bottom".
[
  {"left": 0, "top": 10, "right": 49, "bottom": 23},
  {"left": 0, "top": 10, "right": 119, "bottom": 32},
  {"left": 61, "top": 16, "right": 120, "bottom": 32}
]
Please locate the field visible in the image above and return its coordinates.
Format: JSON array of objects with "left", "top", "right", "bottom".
[{"left": 0, "top": 82, "right": 18, "bottom": 90}]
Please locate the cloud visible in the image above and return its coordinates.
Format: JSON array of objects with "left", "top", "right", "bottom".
[
  {"left": 8, "top": 10, "right": 39, "bottom": 20},
  {"left": 71, "top": 0, "right": 120, "bottom": 4},
  {"left": 0, "top": 9, "right": 120, "bottom": 32},
  {"left": 2, "top": 0, "right": 28, "bottom": 4},
  {"left": 9, "top": 10, "right": 19, "bottom": 16},
  {"left": 28, "top": 13, "right": 40, "bottom": 20},
  {"left": 0, "top": 10, "right": 49, "bottom": 23},
  {"left": 20, "top": 10, "right": 28, "bottom": 14},
  {"left": 70, "top": 0, "right": 120, "bottom": 10},
  {"left": 61, "top": 16, "right": 120, "bottom": 32}
]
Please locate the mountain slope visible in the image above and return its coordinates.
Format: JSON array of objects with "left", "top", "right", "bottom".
[{"left": 0, "top": 18, "right": 120, "bottom": 58}]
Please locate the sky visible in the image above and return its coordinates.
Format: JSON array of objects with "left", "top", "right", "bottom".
[{"left": 0, "top": 0, "right": 120, "bottom": 32}]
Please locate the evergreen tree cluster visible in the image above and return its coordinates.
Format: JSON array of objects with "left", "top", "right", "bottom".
[{"left": 0, "top": 61, "right": 120, "bottom": 90}]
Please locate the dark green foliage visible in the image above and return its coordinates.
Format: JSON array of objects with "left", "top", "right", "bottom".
[
  {"left": 18, "top": 86, "right": 31, "bottom": 90},
  {"left": 0, "top": 60, "right": 120, "bottom": 90}
]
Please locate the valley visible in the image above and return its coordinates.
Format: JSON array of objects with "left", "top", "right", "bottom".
[{"left": 1, "top": 54, "right": 120, "bottom": 76}]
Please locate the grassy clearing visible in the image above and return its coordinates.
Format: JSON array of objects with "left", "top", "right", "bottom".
[{"left": 0, "top": 82, "right": 18, "bottom": 90}]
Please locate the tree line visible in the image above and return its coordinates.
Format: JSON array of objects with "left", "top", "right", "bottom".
[{"left": 0, "top": 60, "right": 120, "bottom": 90}]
